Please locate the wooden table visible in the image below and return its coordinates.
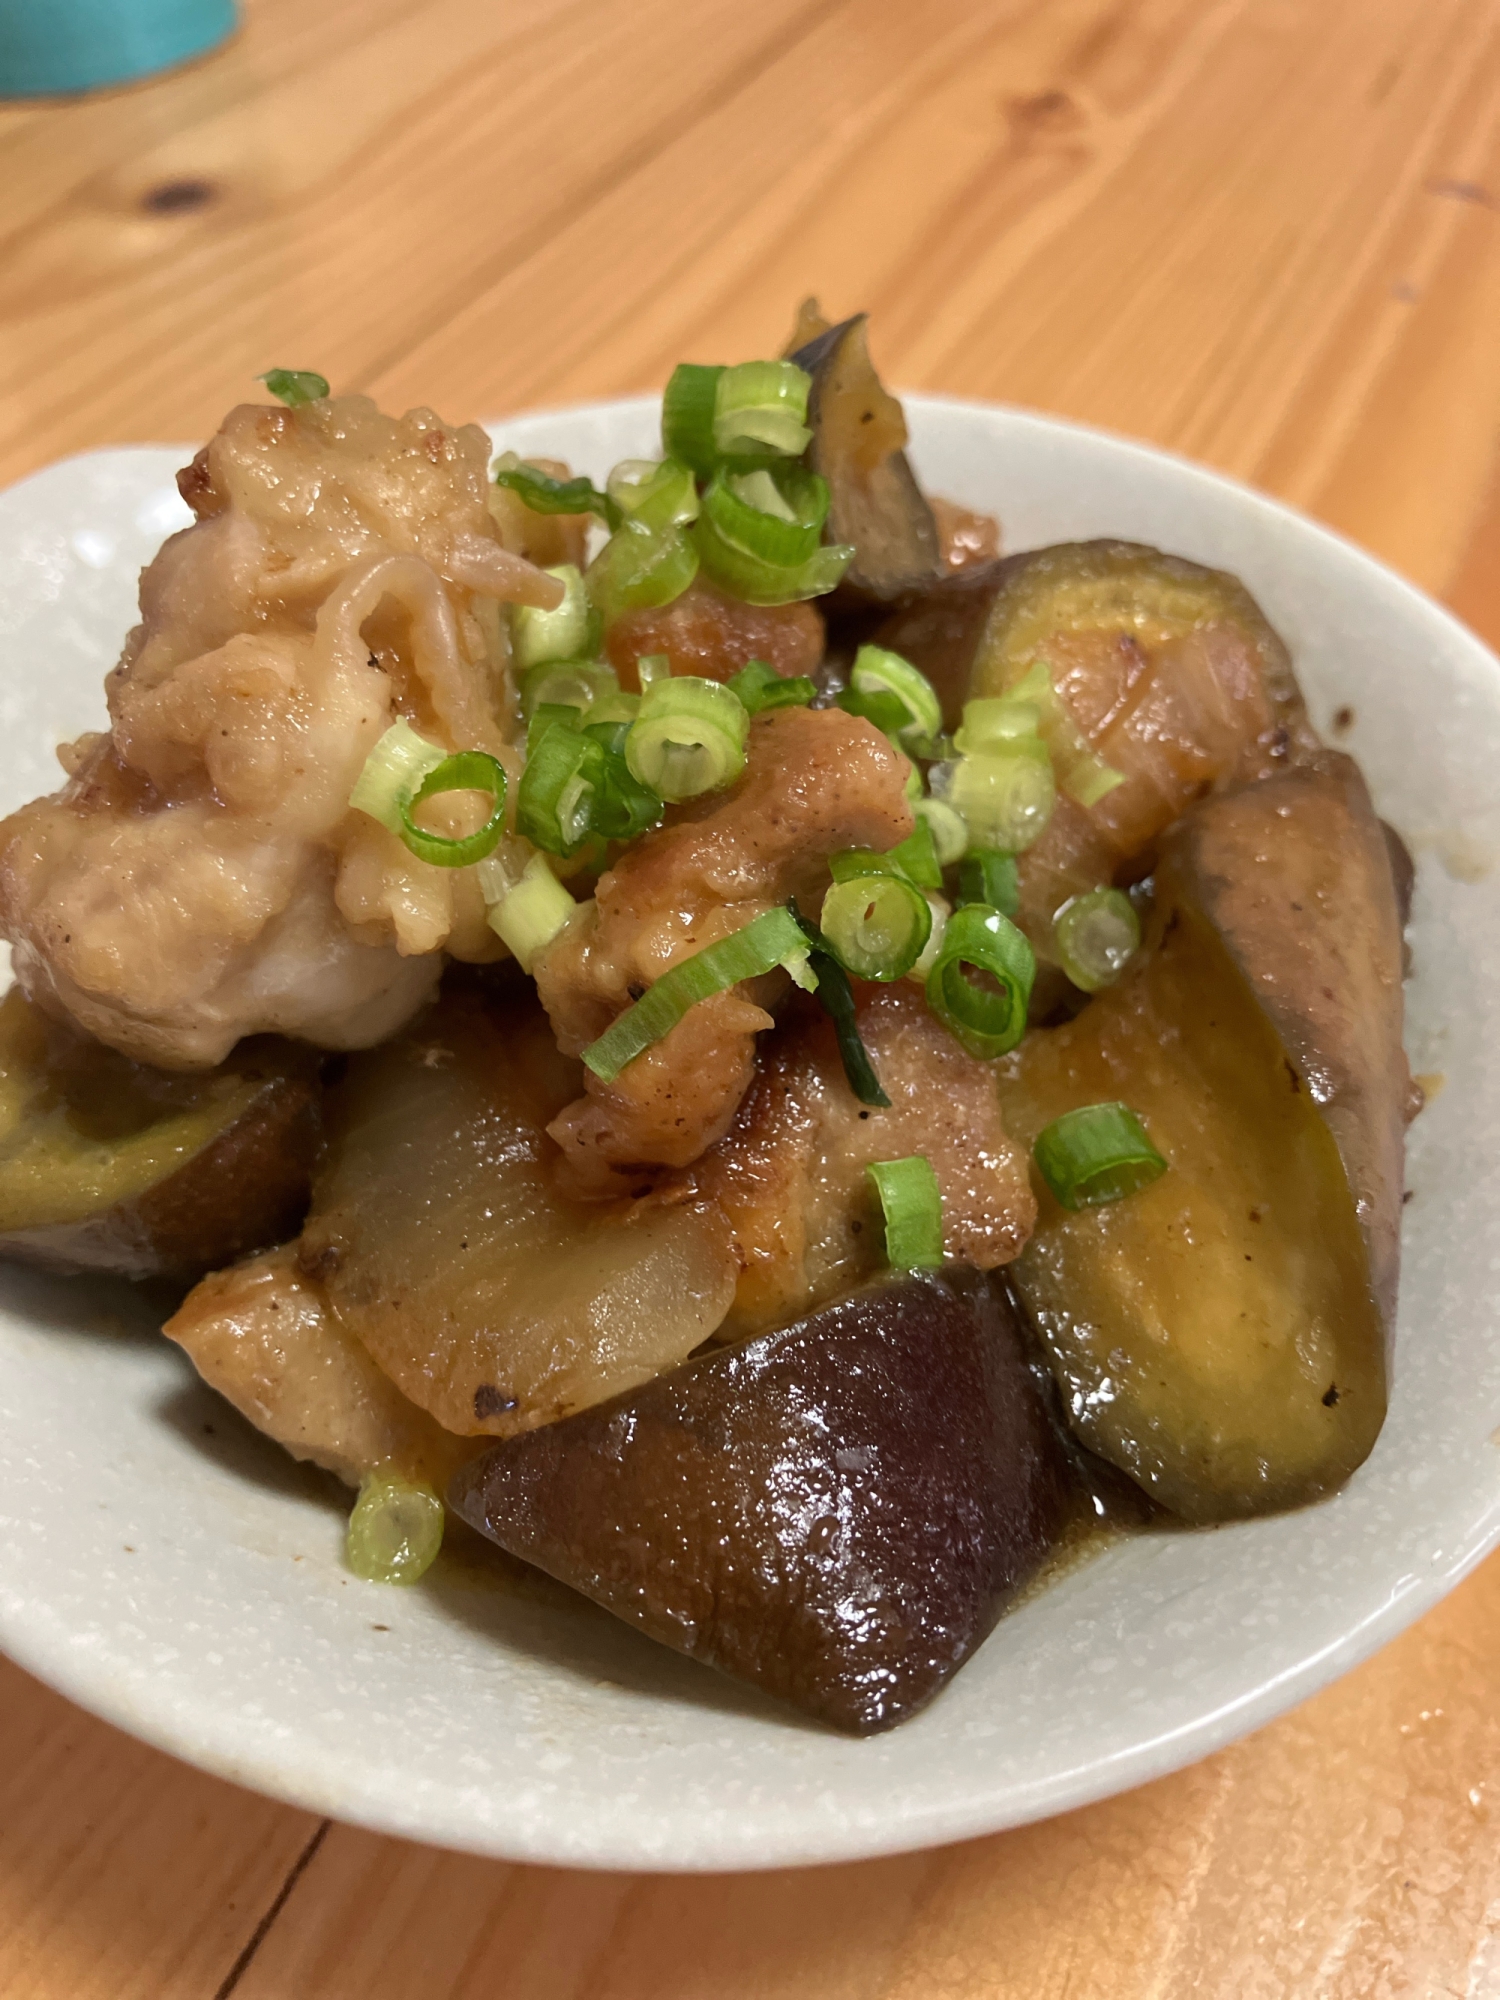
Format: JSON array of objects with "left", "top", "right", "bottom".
[{"left": 3, "top": 0, "right": 1500, "bottom": 1991}]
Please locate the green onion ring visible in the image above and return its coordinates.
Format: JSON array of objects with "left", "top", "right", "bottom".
[
  {"left": 867, "top": 1155, "right": 945, "bottom": 1271},
  {"left": 924, "top": 902, "right": 1035, "bottom": 1058},
  {"left": 1032, "top": 1102, "right": 1167, "bottom": 1209}
]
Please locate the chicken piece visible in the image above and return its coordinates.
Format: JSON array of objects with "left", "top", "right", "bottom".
[
  {"left": 166, "top": 1244, "right": 477, "bottom": 1490},
  {"left": 0, "top": 394, "right": 562, "bottom": 1069},
  {"left": 534, "top": 706, "right": 914, "bottom": 1188},
  {"left": 693, "top": 986, "right": 1036, "bottom": 1337},
  {"left": 604, "top": 575, "right": 825, "bottom": 688}
]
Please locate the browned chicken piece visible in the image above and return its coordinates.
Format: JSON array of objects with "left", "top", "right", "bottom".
[
  {"left": 693, "top": 985, "right": 1037, "bottom": 1338},
  {"left": 930, "top": 496, "right": 1001, "bottom": 572},
  {"left": 0, "top": 395, "right": 562, "bottom": 1069},
  {"left": 604, "top": 576, "right": 825, "bottom": 688},
  {"left": 165, "top": 1244, "right": 478, "bottom": 1489},
  {"left": 534, "top": 705, "right": 914, "bottom": 1189}
]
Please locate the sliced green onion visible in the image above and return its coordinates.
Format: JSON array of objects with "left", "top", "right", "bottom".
[
  {"left": 485, "top": 850, "right": 579, "bottom": 971},
  {"left": 259, "top": 368, "right": 328, "bottom": 408},
  {"left": 821, "top": 872, "right": 932, "bottom": 982},
  {"left": 349, "top": 723, "right": 508, "bottom": 869},
  {"left": 848, "top": 646, "right": 942, "bottom": 743},
  {"left": 1033, "top": 1102, "right": 1167, "bottom": 1209},
  {"left": 583, "top": 907, "right": 805, "bottom": 1083},
  {"left": 511, "top": 564, "right": 596, "bottom": 672},
  {"left": 954, "top": 694, "right": 1043, "bottom": 755},
  {"left": 713, "top": 359, "right": 812, "bottom": 461},
  {"left": 958, "top": 847, "right": 1020, "bottom": 917},
  {"left": 867, "top": 1156, "right": 944, "bottom": 1271},
  {"left": 789, "top": 904, "right": 889, "bottom": 1106},
  {"left": 349, "top": 719, "right": 446, "bottom": 830},
  {"left": 493, "top": 455, "right": 619, "bottom": 529},
  {"left": 939, "top": 743, "right": 1056, "bottom": 853},
  {"left": 519, "top": 658, "right": 618, "bottom": 720},
  {"left": 606, "top": 457, "right": 700, "bottom": 532},
  {"left": 915, "top": 797, "right": 969, "bottom": 866},
  {"left": 885, "top": 819, "right": 942, "bottom": 889},
  {"left": 925, "top": 903, "right": 1035, "bottom": 1059},
  {"left": 694, "top": 508, "right": 854, "bottom": 606},
  {"left": 518, "top": 721, "right": 601, "bottom": 857},
  {"left": 990, "top": 663, "right": 1125, "bottom": 809},
  {"left": 727, "top": 659, "right": 816, "bottom": 713},
  {"left": 587, "top": 520, "right": 698, "bottom": 622},
  {"left": 907, "top": 893, "right": 949, "bottom": 982},
  {"left": 1054, "top": 887, "right": 1140, "bottom": 992},
  {"left": 347, "top": 1467, "right": 444, "bottom": 1585},
  {"left": 625, "top": 675, "right": 748, "bottom": 802},
  {"left": 635, "top": 653, "right": 672, "bottom": 689},
  {"left": 662, "top": 363, "right": 725, "bottom": 477},
  {"left": 400, "top": 751, "right": 508, "bottom": 868},
  {"left": 701, "top": 464, "right": 829, "bottom": 569}
]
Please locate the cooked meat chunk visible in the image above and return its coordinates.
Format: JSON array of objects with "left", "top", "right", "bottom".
[
  {"left": 604, "top": 575, "right": 825, "bottom": 688},
  {"left": 534, "top": 705, "right": 913, "bottom": 1188},
  {"left": 694, "top": 985, "right": 1036, "bottom": 1336},
  {"left": 0, "top": 395, "right": 561, "bottom": 1069},
  {"left": 165, "top": 1244, "right": 477, "bottom": 1488},
  {"left": 930, "top": 497, "right": 1001, "bottom": 573}
]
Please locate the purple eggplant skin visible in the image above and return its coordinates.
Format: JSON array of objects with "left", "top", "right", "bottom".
[{"left": 449, "top": 1266, "right": 1076, "bottom": 1735}]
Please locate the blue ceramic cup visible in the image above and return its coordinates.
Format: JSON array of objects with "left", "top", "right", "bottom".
[{"left": 0, "top": 0, "right": 237, "bottom": 97}]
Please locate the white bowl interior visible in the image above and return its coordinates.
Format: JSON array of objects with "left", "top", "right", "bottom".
[{"left": 0, "top": 398, "right": 1497, "bottom": 1869}]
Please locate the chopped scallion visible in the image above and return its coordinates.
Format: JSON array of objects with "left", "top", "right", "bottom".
[
  {"left": 587, "top": 520, "right": 699, "bottom": 621},
  {"left": 1033, "top": 1102, "right": 1167, "bottom": 1209},
  {"left": 907, "top": 893, "right": 950, "bottom": 982},
  {"left": 583, "top": 907, "right": 806, "bottom": 1083},
  {"left": 915, "top": 797, "right": 969, "bottom": 866},
  {"left": 346, "top": 1467, "right": 444, "bottom": 1585},
  {"left": 511, "top": 564, "right": 597, "bottom": 672},
  {"left": 694, "top": 508, "right": 854, "bottom": 606},
  {"left": 606, "top": 457, "right": 700, "bottom": 532},
  {"left": 635, "top": 653, "right": 672, "bottom": 689},
  {"left": 259, "top": 368, "right": 329, "bottom": 408},
  {"left": 519, "top": 658, "right": 618, "bottom": 720},
  {"left": 789, "top": 904, "right": 890, "bottom": 1107},
  {"left": 661, "top": 363, "right": 725, "bottom": 477},
  {"left": 937, "top": 741, "right": 1056, "bottom": 853},
  {"left": 727, "top": 658, "right": 816, "bottom": 713},
  {"left": 958, "top": 847, "right": 1020, "bottom": 917},
  {"left": 1054, "top": 887, "right": 1140, "bottom": 992},
  {"left": 867, "top": 1156, "right": 945, "bottom": 1271},
  {"left": 485, "top": 850, "right": 579, "bottom": 971},
  {"left": 713, "top": 359, "right": 813, "bottom": 461},
  {"left": 349, "top": 721, "right": 507, "bottom": 869},
  {"left": 625, "top": 674, "right": 748, "bottom": 802},
  {"left": 988, "top": 663, "right": 1125, "bottom": 809},
  {"left": 493, "top": 455, "right": 620, "bottom": 529},
  {"left": 701, "top": 464, "right": 829, "bottom": 570},
  {"left": 885, "top": 818, "right": 943, "bottom": 889},
  {"left": 846, "top": 645, "right": 942, "bottom": 744},
  {"left": 820, "top": 871, "right": 932, "bottom": 981},
  {"left": 924, "top": 903, "right": 1035, "bottom": 1059}
]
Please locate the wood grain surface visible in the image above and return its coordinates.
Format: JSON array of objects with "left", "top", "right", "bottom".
[{"left": 3, "top": 0, "right": 1500, "bottom": 1992}]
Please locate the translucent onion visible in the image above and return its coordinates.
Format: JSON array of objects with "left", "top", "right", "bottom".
[{"left": 625, "top": 674, "right": 748, "bottom": 802}]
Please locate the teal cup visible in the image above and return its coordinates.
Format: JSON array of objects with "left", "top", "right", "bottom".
[{"left": 0, "top": 0, "right": 237, "bottom": 97}]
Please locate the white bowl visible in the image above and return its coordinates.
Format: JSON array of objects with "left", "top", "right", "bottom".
[{"left": 1, "top": 397, "right": 1497, "bottom": 1872}]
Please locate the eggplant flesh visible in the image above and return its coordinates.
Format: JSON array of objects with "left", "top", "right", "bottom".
[
  {"left": 0, "top": 987, "right": 320, "bottom": 1282},
  {"left": 791, "top": 314, "right": 941, "bottom": 604},
  {"left": 998, "top": 757, "right": 1404, "bottom": 1522},
  {"left": 450, "top": 1266, "right": 1076, "bottom": 1733}
]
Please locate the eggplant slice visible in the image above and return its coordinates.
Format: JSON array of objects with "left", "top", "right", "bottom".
[
  {"left": 998, "top": 754, "right": 1408, "bottom": 1522},
  {"left": 791, "top": 314, "right": 941, "bottom": 603},
  {"left": 450, "top": 1266, "right": 1075, "bottom": 1733},
  {"left": 0, "top": 988, "right": 321, "bottom": 1282}
]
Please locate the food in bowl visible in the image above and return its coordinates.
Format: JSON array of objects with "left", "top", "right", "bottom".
[{"left": 0, "top": 309, "right": 1417, "bottom": 1733}]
